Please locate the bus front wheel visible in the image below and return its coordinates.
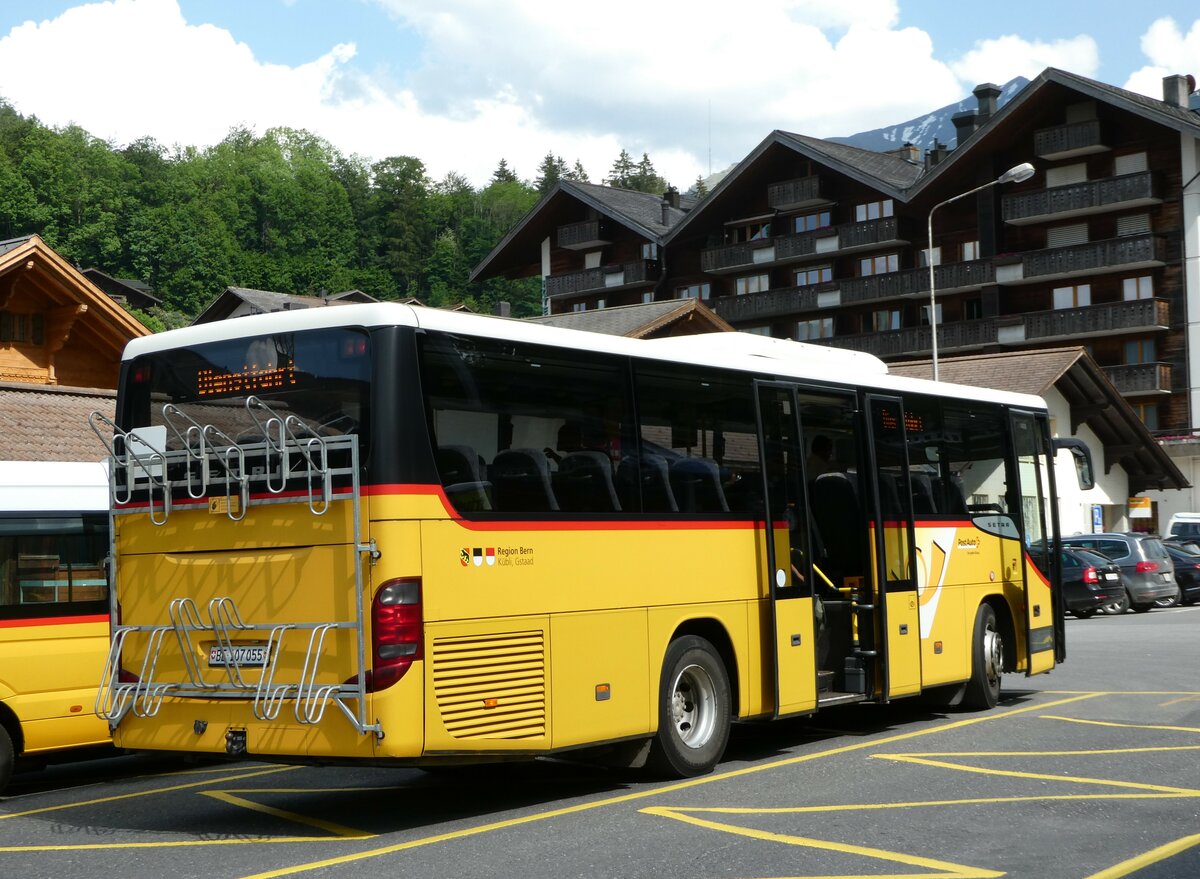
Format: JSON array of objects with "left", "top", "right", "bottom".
[
  {"left": 648, "top": 635, "right": 731, "bottom": 778},
  {"left": 963, "top": 604, "right": 1002, "bottom": 710}
]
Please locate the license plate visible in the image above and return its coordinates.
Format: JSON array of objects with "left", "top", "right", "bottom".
[
  {"left": 208, "top": 643, "right": 270, "bottom": 667},
  {"left": 1103, "top": 573, "right": 1119, "bottom": 581},
  {"left": 1162, "top": 572, "right": 1172, "bottom": 581}
]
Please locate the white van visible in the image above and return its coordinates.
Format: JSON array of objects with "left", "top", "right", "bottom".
[{"left": 1166, "top": 512, "right": 1200, "bottom": 540}]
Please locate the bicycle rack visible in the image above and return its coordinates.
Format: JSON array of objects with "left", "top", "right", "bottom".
[{"left": 91, "top": 398, "right": 381, "bottom": 739}]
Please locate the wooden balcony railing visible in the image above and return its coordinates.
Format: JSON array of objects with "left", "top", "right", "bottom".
[
  {"left": 810, "top": 319, "right": 997, "bottom": 358},
  {"left": 767, "top": 175, "right": 825, "bottom": 209},
  {"left": 544, "top": 259, "right": 655, "bottom": 298},
  {"left": 1103, "top": 362, "right": 1172, "bottom": 395},
  {"left": 1022, "top": 298, "right": 1170, "bottom": 341},
  {"left": 701, "top": 216, "right": 900, "bottom": 273},
  {"left": 1034, "top": 119, "right": 1106, "bottom": 159},
  {"left": 1001, "top": 171, "right": 1158, "bottom": 224},
  {"left": 556, "top": 219, "right": 610, "bottom": 249},
  {"left": 709, "top": 259, "right": 993, "bottom": 323},
  {"left": 1016, "top": 233, "right": 1165, "bottom": 281}
]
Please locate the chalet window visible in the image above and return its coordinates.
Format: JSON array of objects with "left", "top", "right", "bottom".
[
  {"left": 596, "top": 299, "right": 606, "bottom": 310},
  {"left": 1123, "top": 338, "right": 1156, "bottom": 364},
  {"left": 1052, "top": 284, "right": 1091, "bottom": 309},
  {"left": 745, "top": 326, "right": 772, "bottom": 337},
  {"left": 1047, "top": 223, "right": 1088, "bottom": 248},
  {"left": 963, "top": 298, "right": 983, "bottom": 320},
  {"left": 734, "top": 274, "right": 770, "bottom": 296},
  {"left": 871, "top": 309, "right": 900, "bottom": 332},
  {"left": 962, "top": 240, "right": 980, "bottom": 261},
  {"left": 572, "top": 302, "right": 587, "bottom": 313},
  {"left": 676, "top": 283, "right": 711, "bottom": 301},
  {"left": 0, "top": 311, "right": 35, "bottom": 345},
  {"left": 1123, "top": 276, "right": 1153, "bottom": 300},
  {"left": 795, "top": 265, "right": 832, "bottom": 286},
  {"left": 642, "top": 291, "right": 654, "bottom": 304},
  {"left": 919, "top": 247, "right": 941, "bottom": 268},
  {"left": 855, "top": 199, "right": 893, "bottom": 222},
  {"left": 795, "top": 317, "right": 833, "bottom": 341},
  {"left": 1133, "top": 401, "right": 1158, "bottom": 431},
  {"left": 793, "top": 210, "right": 831, "bottom": 233},
  {"left": 1117, "top": 213, "right": 1150, "bottom": 237},
  {"left": 1046, "top": 163, "right": 1087, "bottom": 187},
  {"left": 585, "top": 251, "right": 602, "bottom": 269},
  {"left": 859, "top": 253, "right": 899, "bottom": 277},
  {"left": 1114, "top": 152, "right": 1148, "bottom": 175},
  {"left": 730, "top": 221, "right": 771, "bottom": 243},
  {"left": 920, "top": 303, "right": 943, "bottom": 326},
  {"left": 641, "top": 243, "right": 659, "bottom": 260}
]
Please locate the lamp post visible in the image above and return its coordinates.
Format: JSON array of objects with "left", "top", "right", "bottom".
[{"left": 927, "top": 161, "right": 1035, "bottom": 380}]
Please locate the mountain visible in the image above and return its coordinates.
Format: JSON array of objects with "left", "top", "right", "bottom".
[{"left": 827, "top": 76, "right": 1030, "bottom": 153}]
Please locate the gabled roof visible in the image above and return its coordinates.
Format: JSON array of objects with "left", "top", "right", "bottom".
[
  {"left": 888, "top": 348, "right": 1187, "bottom": 494},
  {"left": 82, "top": 267, "right": 162, "bottom": 308},
  {"left": 191, "top": 286, "right": 379, "bottom": 324},
  {"left": 470, "top": 180, "right": 689, "bottom": 283},
  {"left": 525, "top": 298, "right": 733, "bottom": 338}
]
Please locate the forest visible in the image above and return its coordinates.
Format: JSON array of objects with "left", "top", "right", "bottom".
[{"left": 0, "top": 99, "right": 681, "bottom": 330}]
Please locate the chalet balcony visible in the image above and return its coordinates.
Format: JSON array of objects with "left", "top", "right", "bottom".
[
  {"left": 709, "top": 259, "right": 994, "bottom": 323},
  {"left": 809, "top": 319, "right": 997, "bottom": 359},
  {"left": 997, "top": 298, "right": 1170, "bottom": 345},
  {"left": 767, "top": 175, "right": 831, "bottom": 210},
  {"left": 701, "top": 216, "right": 905, "bottom": 274},
  {"left": 1001, "top": 171, "right": 1160, "bottom": 225},
  {"left": 1034, "top": 118, "right": 1109, "bottom": 161},
  {"left": 1103, "top": 362, "right": 1173, "bottom": 396},
  {"left": 545, "top": 259, "right": 656, "bottom": 299},
  {"left": 556, "top": 219, "right": 611, "bottom": 250},
  {"left": 993, "top": 233, "right": 1165, "bottom": 285}
]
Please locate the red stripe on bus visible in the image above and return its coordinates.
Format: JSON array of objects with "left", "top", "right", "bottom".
[{"left": 0, "top": 613, "right": 108, "bottom": 629}]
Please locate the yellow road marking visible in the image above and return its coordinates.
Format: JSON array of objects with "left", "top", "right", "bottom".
[
  {"left": 1160, "top": 695, "right": 1200, "bottom": 707},
  {"left": 1084, "top": 832, "right": 1200, "bottom": 879},
  {"left": 643, "top": 805, "right": 1003, "bottom": 879},
  {"left": 877, "top": 754, "right": 1200, "bottom": 795},
  {"left": 234, "top": 693, "right": 1102, "bottom": 878},
  {"left": 1041, "top": 715, "right": 1200, "bottom": 734},
  {"left": 201, "top": 791, "right": 374, "bottom": 839},
  {"left": 0, "top": 766, "right": 296, "bottom": 822}
]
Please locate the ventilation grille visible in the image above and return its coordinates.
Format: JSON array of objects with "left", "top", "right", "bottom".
[{"left": 431, "top": 630, "right": 546, "bottom": 740}]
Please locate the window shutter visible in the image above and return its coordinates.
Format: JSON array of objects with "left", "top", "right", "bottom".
[
  {"left": 1117, "top": 213, "right": 1150, "bottom": 237},
  {"left": 1047, "top": 223, "right": 1088, "bottom": 247},
  {"left": 1114, "top": 152, "right": 1147, "bottom": 175},
  {"left": 1046, "top": 163, "right": 1087, "bottom": 187}
]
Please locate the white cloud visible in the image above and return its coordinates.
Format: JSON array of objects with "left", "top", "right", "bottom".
[
  {"left": 949, "top": 34, "right": 1100, "bottom": 86},
  {"left": 1123, "top": 16, "right": 1200, "bottom": 97},
  {"left": 0, "top": 0, "right": 1014, "bottom": 189}
]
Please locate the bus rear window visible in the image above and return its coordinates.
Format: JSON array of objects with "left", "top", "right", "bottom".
[
  {"left": 0, "top": 514, "right": 109, "bottom": 619},
  {"left": 121, "top": 328, "right": 371, "bottom": 458}
]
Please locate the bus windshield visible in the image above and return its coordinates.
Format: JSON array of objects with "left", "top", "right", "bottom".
[{"left": 120, "top": 327, "right": 372, "bottom": 455}]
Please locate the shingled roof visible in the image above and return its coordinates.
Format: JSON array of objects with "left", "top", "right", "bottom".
[
  {"left": 0, "top": 382, "right": 114, "bottom": 462},
  {"left": 192, "top": 286, "right": 378, "bottom": 324},
  {"left": 888, "top": 348, "right": 1187, "bottom": 493},
  {"left": 526, "top": 298, "right": 732, "bottom": 338}
]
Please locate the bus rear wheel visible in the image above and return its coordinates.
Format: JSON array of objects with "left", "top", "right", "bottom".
[
  {"left": 963, "top": 604, "right": 1002, "bottom": 710},
  {"left": 648, "top": 636, "right": 731, "bottom": 778},
  {"left": 0, "top": 723, "right": 14, "bottom": 794}
]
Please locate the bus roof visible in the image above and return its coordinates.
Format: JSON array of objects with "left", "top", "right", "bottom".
[
  {"left": 122, "top": 302, "right": 1047, "bottom": 412},
  {"left": 0, "top": 460, "right": 109, "bottom": 513}
]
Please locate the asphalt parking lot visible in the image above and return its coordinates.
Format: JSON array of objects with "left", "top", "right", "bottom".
[{"left": 2, "top": 606, "right": 1198, "bottom": 879}]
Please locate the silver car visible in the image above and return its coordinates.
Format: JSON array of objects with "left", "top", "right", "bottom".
[{"left": 1059, "top": 533, "right": 1177, "bottom": 613}]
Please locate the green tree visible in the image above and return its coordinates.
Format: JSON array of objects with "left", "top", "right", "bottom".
[
  {"left": 534, "top": 152, "right": 569, "bottom": 194},
  {"left": 605, "top": 149, "right": 636, "bottom": 188},
  {"left": 627, "top": 152, "right": 667, "bottom": 194},
  {"left": 693, "top": 175, "right": 709, "bottom": 198},
  {"left": 491, "top": 158, "right": 518, "bottom": 184},
  {"left": 370, "top": 155, "right": 433, "bottom": 298},
  {"left": 567, "top": 159, "right": 590, "bottom": 183}
]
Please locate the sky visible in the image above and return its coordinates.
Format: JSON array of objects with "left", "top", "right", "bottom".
[{"left": 1, "top": 0, "right": 1199, "bottom": 189}]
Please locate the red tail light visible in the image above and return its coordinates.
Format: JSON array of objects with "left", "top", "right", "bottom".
[
  {"left": 368, "top": 578, "right": 422, "bottom": 692},
  {"left": 1082, "top": 567, "right": 1099, "bottom": 584},
  {"left": 1135, "top": 561, "right": 1159, "bottom": 573}
]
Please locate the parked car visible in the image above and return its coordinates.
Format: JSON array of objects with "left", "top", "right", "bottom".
[
  {"left": 1163, "top": 543, "right": 1200, "bottom": 606},
  {"left": 1059, "top": 533, "right": 1177, "bottom": 613},
  {"left": 1166, "top": 512, "right": 1200, "bottom": 541},
  {"left": 1031, "top": 546, "right": 1123, "bottom": 618}
]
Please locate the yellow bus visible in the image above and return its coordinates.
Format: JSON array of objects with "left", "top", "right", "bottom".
[
  {"left": 91, "top": 304, "right": 1083, "bottom": 777},
  {"left": 0, "top": 461, "right": 112, "bottom": 793}
]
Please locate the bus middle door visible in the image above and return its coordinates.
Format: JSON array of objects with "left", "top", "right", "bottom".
[
  {"left": 864, "top": 395, "right": 922, "bottom": 700},
  {"left": 754, "top": 382, "right": 817, "bottom": 718}
]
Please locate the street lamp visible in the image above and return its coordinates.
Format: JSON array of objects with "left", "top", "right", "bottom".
[{"left": 927, "top": 161, "right": 1035, "bottom": 380}]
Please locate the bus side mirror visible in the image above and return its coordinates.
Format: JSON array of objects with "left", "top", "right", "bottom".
[{"left": 1052, "top": 438, "right": 1095, "bottom": 490}]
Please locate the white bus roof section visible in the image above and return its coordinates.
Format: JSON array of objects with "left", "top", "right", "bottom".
[
  {"left": 0, "top": 460, "right": 109, "bottom": 512},
  {"left": 122, "top": 303, "right": 1047, "bottom": 413}
]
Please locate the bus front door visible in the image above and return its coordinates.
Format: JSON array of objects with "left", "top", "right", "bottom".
[
  {"left": 754, "top": 382, "right": 817, "bottom": 718},
  {"left": 1010, "top": 411, "right": 1059, "bottom": 675},
  {"left": 864, "top": 395, "right": 922, "bottom": 700}
]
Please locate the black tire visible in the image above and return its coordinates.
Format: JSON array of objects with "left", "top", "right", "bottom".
[
  {"left": 0, "top": 723, "right": 14, "bottom": 795},
  {"left": 1073, "top": 608, "right": 1097, "bottom": 619},
  {"left": 1102, "top": 590, "right": 1131, "bottom": 615},
  {"left": 1153, "top": 587, "right": 1181, "bottom": 609},
  {"left": 963, "top": 604, "right": 1002, "bottom": 710},
  {"left": 647, "top": 636, "right": 731, "bottom": 778},
  {"left": 1131, "top": 602, "right": 1154, "bottom": 613}
]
